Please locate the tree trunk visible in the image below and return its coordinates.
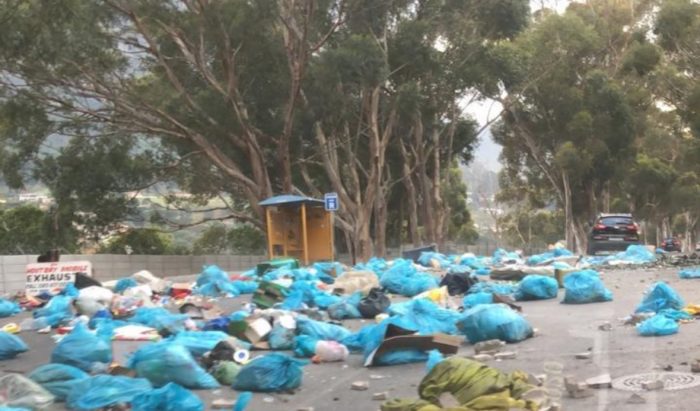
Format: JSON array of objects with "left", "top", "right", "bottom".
[
  {"left": 431, "top": 129, "right": 447, "bottom": 249},
  {"left": 354, "top": 208, "right": 373, "bottom": 262},
  {"left": 399, "top": 140, "right": 420, "bottom": 246},
  {"left": 374, "top": 193, "right": 388, "bottom": 258},
  {"left": 562, "top": 171, "right": 576, "bottom": 251},
  {"left": 601, "top": 181, "right": 611, "bottom": 213}
]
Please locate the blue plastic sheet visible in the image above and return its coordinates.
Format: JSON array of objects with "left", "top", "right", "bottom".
[
  {"left": 66, "top": 375, "right": 152, "bottom": 411},
  {"left": 328, "top": 292, "right": 363, "bottom": 320},
  {"left": 29, "top": 364, "right": 89, "bottom": 401},
  {"left": 128, "top": 341, "right": 219, "bottom": 389},
  {"left": 131, "top": 383, "right": 204, "bottom": 411},
  {"left": 114, "top": 278, "right": 138, "bottom": 293},
  {"left": 636, "top": 282, "right": 685, "bottom": 313},
  {"left": 561, "top": 270, "right": 613, "bottom": 304},
  {"left": 379, "top": 259, "right": 438, "bottom": 297},
  {"left": 463, "top": 292, "right": 493, "bottom": 308},
  {"left": 293, "top": 335, "right": 318, "bottom": 358},
  {"left": 130, "top": 307, "right": 189, "bottom": 334},
  {"left": 232, "top": 353, "right": 308, "bottom": 392},
  {"left": 457, "top": 303, "right": 533, "bottom": 344},
  {"left": 268, "top": 325, "right": 295, "bottom": 350},
  {"left": 425, "top": 349, "right": 444, "bottom": 373},
  {"left": 637, "top": 314, "right": 679, "bottom": 336},
  {"left": 296, "top": 316, "right": 351, "bottom": 341},
  {"left": 515, "top": 275, "right": 559, "bottom": 301},
  {"left": 51, "top": 323, "right": 111, "bottom": 371},
  {"left": 679, "top": 268, "right": 700, "bottom": 279},
  {"left": 0, "top": 331, "right": 28, "bottom": 360},
  {"left": 33, "top": 294, "right": 73, "bottom": 327},
  {"left": 233, "top": 392, "right": 252, "bottom": 411},
  {"left": 166, "top": 331, "right": 229, "bottom": 357},
  {"left": 0, "top": 298, "right": 21, "bottom": 318}
]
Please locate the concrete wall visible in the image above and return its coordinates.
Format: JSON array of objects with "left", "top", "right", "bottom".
[{"left": 0, "top": 254, "right": 268, "bottom": 294}]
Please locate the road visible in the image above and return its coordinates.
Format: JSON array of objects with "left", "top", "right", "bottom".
[{"left": 3, "top": 266, "right": 700, "bottom": 411}]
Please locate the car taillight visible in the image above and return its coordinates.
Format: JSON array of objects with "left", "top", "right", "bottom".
[
  {"left": 594, "top": 224, "right": 606, "bottom": 230},
  {"left": 627, "top": 224, "right": 638, "bottom": 233}
]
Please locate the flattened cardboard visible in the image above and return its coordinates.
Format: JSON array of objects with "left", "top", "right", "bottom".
[{"left": 364, "top": 323, "right": 462, "bottom": 366}]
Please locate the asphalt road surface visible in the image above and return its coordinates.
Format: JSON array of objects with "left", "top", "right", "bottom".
[{"left": 4, "top": 266, "right": 700, "bottom": 411}]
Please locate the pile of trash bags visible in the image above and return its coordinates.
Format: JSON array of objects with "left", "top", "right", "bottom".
[{"left": 561, "top": 270, "right": 613, "bottom": 304}]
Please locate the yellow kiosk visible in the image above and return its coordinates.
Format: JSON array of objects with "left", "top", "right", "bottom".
[{"left": 259, "top": 195, "right": 334, "bottom": 265}]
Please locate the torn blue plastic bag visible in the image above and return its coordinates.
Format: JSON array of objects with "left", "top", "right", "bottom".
[
  {"left": 425, "top": 349, "right": 444, "bottom": 373},
  {"left": 128, "top": 341, "right": 219, "bottom": 389},
  {"left": 515, "top": 275, "right": 558, "bottom": 301},
  {"left": 131, "top": 383, "right": 204, "bottom": 411},
  {"left": 0, "top": 331, "right": 28, "bottom": 360},
  {"left": 379, "top": 259, "right": 438, "bottom": 297},
  {"left": 468, "top": 282, "right": 517, "bottom": 296},
  {"left": 561, "top": 270, "right": 613, "bottom": 304},
  {"left": 281, "top": 281, "right": 341, "bottom": 310},
  {"left": 386, "top": 299, "right": 459, "bottom": 335},
  {"left": 456, "top": 303, "right": 533, "bottom": 344},
  {"left": 51, "top": 323, "right": 111, "bottom": 371},
  {"left": 0, "top": 298, "right": 21, "bottom": 318},
  {"left": 29, "top": 364, "right": 89, "bottom": 401},
  {"left": 327, "top": 292, "right": 362, "bottom": 320},
  {"left": 166, "top": 331, "right": 230, "bottom": 357},
  {"left": 66, "top": 375, "right": 152, "bottom": 411},
  {"left": 679, "top": 268, "right": 700, "bottom": 279},
  {"left": 296, "top": 316, "right": 351, "bottom": 341},
  {"left": 313, "top": 261, "right": 344, "bottom": 283},
  {"left": 194, "top": 265, "right": 239, "bottom": 296},
  {"left": 636, "top": 282, "right": 684, "bottom": 313},
  {"left": 637, "top": 314, "right": 679, "bottom": 336},
  {"left": 129, "top": 307, "right": 189, "bottom": 334},
  {"left": 33, "top": 294, "right": 73, "bottom": 327},
  {"left": 268, "top": 325, "right": 295, "bottom": 350},
  {"left": 463, "top": 292, "right": 493, "bottom": 308},
  {"left": 232, "top": 353, "right": 308, "bottom": 392},
  {"left": 233, "top": 391, "right": 252, "bottom": 411}
]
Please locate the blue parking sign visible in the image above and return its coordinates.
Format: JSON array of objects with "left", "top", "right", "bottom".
[{"left": 324, "top": 192, "right": 339, "bottom": 211}]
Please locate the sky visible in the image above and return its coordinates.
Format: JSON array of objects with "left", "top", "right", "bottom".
[{"left": 466, "top": 0, "right": 573, "bottom": 172}]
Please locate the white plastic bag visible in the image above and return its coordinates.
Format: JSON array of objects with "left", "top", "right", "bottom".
[
  {"left": 131, "top": 270, "right": 167, "bottom": 294},
  {"left": 0, "top": 374, "right": 55, "bottom": 409},
  {"left": 75, "top": 286, "right": 114, "bottom": 317},
  {"left": 314, "top": 340, "right": 349, "bottom": 362}
]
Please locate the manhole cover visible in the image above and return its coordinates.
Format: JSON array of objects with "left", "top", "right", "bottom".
[{"left": 612, "top": 372, "right": 700, "bottom": 391}]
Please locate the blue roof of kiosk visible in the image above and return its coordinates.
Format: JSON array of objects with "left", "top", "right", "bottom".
[{"left": 259, "top": 194, "right": 325, "bottom": 207}]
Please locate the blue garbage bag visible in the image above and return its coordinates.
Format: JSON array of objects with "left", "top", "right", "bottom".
[
  {"left": 658, "top": 308, "right": 693, "bottom": 321},
  {"left": 463, "top": 292, "right": 493, "bottom": 308},
  {"left": 33, "top": 294, "right": 73, "bottom": 327},
  {"left": 194, "top": 265, "right": 239, "bottom": 296},
  {"left": 0, "top": 331, "right": 28, "bottom": 360},
  {"left": 114, "top": 278, "right": 138, "bottom": 293},
  {"left": 636, "top": 314, "right": 679, "bottom": 336},
  {"left": 0, "top": 298, "right": 21, "bottom": 318},
  {"left": 526, "top": 249, "right": 573, "bottom": 266},
  {"left": 268, "top": 325, "right": 295, "bottom": 350},
  {"left": 425, "top": 349, "right": 444, "bottom": 373},
  {"left": 29, "top": 364, "right": 89, "bottom": 401},
  {"left": 356, "top": 317, "right": 428, "bottom": 365},
  {"left": 328, "top": 292, "right": 363, "bottom": 320},
  {"left": 61, "top": 283, "right": 79, "bottom": 297},
  {"left": 232, "top": 353, "right": 308, "bottom": 392},
  {"left": 475, "top": 268, "right": 491, "bottom": 276},
  {"left": 417, "top": 252, "right": 451, "bottom": 268},
  {"left": 515, "top": 275, "right": 559, "bottom": 301},
  {"left": 468, "top": 282, "right": 517, "bottom": 296},
  {"left": 386, "top": 299, "right": 459, "bottom": 335},
  {"left": 616, "top": 244, "right": 656, "bottom": 263},
  {"left": 130, "top": 307, "right": 189, "bottom": 334},
  {"left": 380, "top": 259, "right": 438, "bottom": 297},
  {"left": 296, "top": 316, "right": 351, "bottom": 341},
  {"left": 166, "top": 331, "right": 230, "bottom": 357},
  {"left": 131, "top": 383, "right": 204, "bottom": 411},
  {"left": 281, "top": 281, "right": 340, "bottom": 310},
  {"left": 313, "top": 261, "right": 344, "bottom": 282},
  {"left": 66, "top": 375, "right": 152, "bottom": 411},
  {"left": 340, "top": 324, "right": 376, "bottom": 353},
  {"left": 293, "top": 335, "right": 318, "bottom": 358},
  {"left": 456, "top": 304, "right": 533, "bottom": 344},
  {"left": 636, "top": 282, "right": 684, "bottom": 313},
  {"left": 127, "top": 341, "right": 219, "bottom": 389},
  {"left": 679, "top": 268, "right": 700, "bottom": 279},
  {"left": 203, "top": 317, "right": 231, "bottom": 332},
  {"left": 492, "top": 249, "right": 521, "bottom": 264},
  {"left": 51, "top": 323, "right": 111, "bottom": 371},
  {"left": 561, "top": 270, "right": 613, "bottom": 304},
  {"left": 312, "top": 291, "right": 342, "bottom": 309},
  {"left": 232, "top": 281, "right": 258, "bottom": 294},
  {"left": 354, "top": 257, "right": 388, "bottom": 275}
]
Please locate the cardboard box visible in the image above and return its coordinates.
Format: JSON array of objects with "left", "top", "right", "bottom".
[{"left": 364, "top": 324, "right": 462, "bottom": 366}]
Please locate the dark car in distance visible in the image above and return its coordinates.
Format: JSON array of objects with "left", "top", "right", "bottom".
[
  {"left": 587, "top": 214, "right": 640, "bottom": 255},
  {"left": 662, "top": 237, "right": 682, "bottom": 252}
]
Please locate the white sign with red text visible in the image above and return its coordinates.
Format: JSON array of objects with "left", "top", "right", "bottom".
[{"left": 25, "top": 261, "right": 92, "bottom": 294}]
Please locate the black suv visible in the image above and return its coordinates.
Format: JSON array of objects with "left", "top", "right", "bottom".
[{"left": 587, "top": 214, "right": 640, "bottom": 255}]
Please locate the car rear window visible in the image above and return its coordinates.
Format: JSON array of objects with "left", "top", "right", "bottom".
[{"left": 599, "top": 216, "right": 633, "bottom": 225}]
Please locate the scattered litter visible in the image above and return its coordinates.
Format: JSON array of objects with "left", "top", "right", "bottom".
[
  {"left": 514, "top": 275, "right": 559, "bottom": 301},
  {"left": 51, "top": 323, "right": 112, "bottom": 372},
  {"left": 0, "top": 374, "right": 55, "bottom": 409},
  {"left": 565, "top": 375, "right": 592, "bottom": 398},
  {"left": 561, "top": 270, "right": 613, "bottom": 304},
  {"left": 637, "top": 314, "right": 679, "bottom": 336},
  {"left": 636, "top": 282, "right": 685, "bottom": 313},
  {"left": 495, "top": 351, "right": 517, "bottom": 360},
  {"left": 599, "top": 321, "right": 613, "bottom": 331},
  {"left": 0, "top": 331, "right": 29, "bottom": 360},
  {"left": 471, "top": 354, "right": 493, "bottom": 362},
  {"left": 232, "top": 353, "right": 308, "bottom": 392},
  {"left": 372, "top": 392, "right": 388, "bottom": 400},
  {"left": 473, "top": 339, "right": 505, "bottom": 354},
  {"left": 457, "top": 304, "right": 533, "bottom": 343},
  {"left": 585, "top": 373, "right": 612, "bottom": 389},
  {"left": 575, "top": 352, "right": 592, "bottom": 360},
  {"left": 641, "top": 379, "right": 664, "bottom": 391},
  {"left": 350, "top": 381, "right": 369, "bottom": 391}
]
